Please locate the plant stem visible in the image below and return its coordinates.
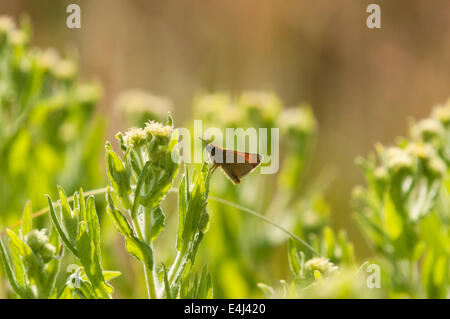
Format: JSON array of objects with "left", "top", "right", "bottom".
[
  {"left": 156, "top": 250, "right": 183, "bottom": 298},
  {"left": 143, "top": 262, "right": 157, "bottom": 299},
  {"left": 208, "top": 195, "right": 321, "bottom": 256},
  {"left": 168, "top": 251, "right": 183, "bottom": 283},
  {"left": 131, "top": 213, "right": 158, "bottom": 299}
]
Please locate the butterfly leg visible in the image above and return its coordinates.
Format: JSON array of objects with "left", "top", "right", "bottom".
[{"left": 210, "top": 163, "right": 219, "bottom": 175}]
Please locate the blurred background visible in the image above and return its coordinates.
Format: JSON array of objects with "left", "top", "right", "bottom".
[{"left": 1, "top": 0, "right": 450, "bottom": 298}]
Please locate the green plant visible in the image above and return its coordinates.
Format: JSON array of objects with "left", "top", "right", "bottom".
[
  {"left": 0, "top": 115, "right": 214, "bottom": 299},
  {"left": 0, "top": 201, "right": 61, "bottom": 298},
  {"left": 105, "top": 116, "right": 213, "bottom": 298},
  {"left": 354, "top": 99, "right": 450, "bottom": 298},
  {"left": 47, "top": 187, "right": 118, "bottom": 299},
  {"left": 0, "top": 15, "right": 105, "bottom": 227},
  {"left": 256, "top": 225, "right": 355, "bottom": 298}
]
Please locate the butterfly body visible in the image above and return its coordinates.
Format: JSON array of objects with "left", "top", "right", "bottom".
[{"left": 202, "top": 139, "right": 263, "bottom": 184}]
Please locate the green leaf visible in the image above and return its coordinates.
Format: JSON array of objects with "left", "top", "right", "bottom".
[
  {"left": 419, "top": 213, "right": 447, "bottom": 253},
  {"left": 80, "top": 269, "right": 121, "bottom": 283},
  {"left": 0, "top": 239, "right": 27, "bottom": 298},
  {"left": 166, "top": 112, "right": 173, "bottom": 127},
  {"left": 176, "top": 170, "right": 188, "bottom": 252},
  {"left": 85, "top": 196, "right": 101, "bottom": 258},
  {"left": 76, "top": 197, "right": 111, "bottom": 299},
  {"left": 257, "top": 283, "right": 275, "bottom": 298},
  {"left": 131, "top": 161, "right": 151, "bottom": 219},
  {"left": 47, "top": 195, "right": 77, "bottom": 255},
  {"left": 106, "top": 188, "right": 134, "bottom": 238},
  {"left": 150, "top": 206, "right": 165, "bottom": 241},
  {"left": 73, "top": 279, "right": 97, "bottom": 299},
  {"left": 6, "top": 229, "right": 41, "bottom": 286},
  {"left": 57, "top": 186, "right": 78, "bottom": 244},
  {"left": 43, "top": 258, "right": 61, "bottom": 298},
  {"left": 422, "top": 249, "right": 447, "bottom": 298},
  {"left": 337, "top": 230, "right": 355, "bottom": 265},
  {"left": 102, "top": 271, "right": 122, "bottom": 282},
  {"left": 125, "top": 237, "right": 153, "bottom": 269},
  {"left": 128, "top": 147, "right": 143, "bottom": 176},
  {"left": 8, "top": 240, "right": 27, "bottom": 290},
  {"left": 279, "top": 280, "right": 290, "bottom": 298},
  {"left": 162, "top": 264, "right": 173, "bottom": 299},
  {"left": 288, "top": 239, "right": 301, "bottom": 276},
  {"left": 105, "top": 147, "right": 131, "bottom": 207},
  {"left": 43, "top": 228, "right": 61, "bottom": 298},
  {"left": 433, "top": 255, "right": 447, "bottom": 287},
  {"left": 172, "top": 232, "right": 204, "bottom": 293},
  {"left": 196, "top": 265, "right": 212, "bottom": 298},
  {"left": 180, "top": 170, "right": 209, "bottom": 250},
  {"left": 20, "top": 200, "right": 32, "bottom": 237},
  {"left": 323, "top": 226, "right": 336, "bottom": 258},
  {"left": 384, "top": 194, "right": 403, "bottom": 240}
]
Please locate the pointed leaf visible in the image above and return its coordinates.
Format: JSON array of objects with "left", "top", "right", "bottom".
[
  {"left": 150, "top": 206, "right": 165, "bottom": 241},
  {"left": 106, "top": 191, "right": 134, "bottom": 238},
  {"left": 57, "top": 186, "right": 78, "bottom": 243},
  {"left": 21, "top": 200, "right": 32, "bottom": 237},
  {"left": 125, "top": 237, "right": 153, "bottom": 269},
  {"left": 0, "top": 239, "right": 27, "bottom": 298},
  {"left": 47, "top": 196, "right": 77, "bottom": 255},
  {"left": 162, "top": 264, "right": 173, "bottom": 299},
  {"left": 288, "top": 239, "right": 301, "bottom": 276}
]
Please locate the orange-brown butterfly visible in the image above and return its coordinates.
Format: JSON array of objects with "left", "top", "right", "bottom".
[{"left": 200, "top": 138, "right": 263, "bottom": 184}]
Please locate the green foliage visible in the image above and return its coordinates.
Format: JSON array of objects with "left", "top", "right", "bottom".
[
  {"left": 47, "top": 187, "right": 117, "bottom": 299},
  {"left": 0, "top": 202, "right": 60, "bottom": 298},
  {"left": 169, "top": 165, "right": 212, "bottom": 298},
  {"left": 0, "top": 16, "right": 105, "bottom": 226},
  {"left": 257, "top": 228, "right": 355, "bottom": 298},
  {"left": 354, "top": 98, "right": 450, "bottom": 298},
  {"left": 105, "top": 116, "right": 212, "bottom": 298}
]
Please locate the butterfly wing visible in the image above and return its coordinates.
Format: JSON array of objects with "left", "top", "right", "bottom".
[
  {"left": 219, "top": 163, "right": 242, "bottom": 184},
  {"left": 206, "top": 143, "right": 263, "bottom": 184},
  {"left": 218, "top": 150, "right": 262, "bottom": 184}
]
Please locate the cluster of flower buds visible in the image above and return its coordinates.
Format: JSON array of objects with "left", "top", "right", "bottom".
[{"left": 24, "top": 229, "right": 56, "bottom": 264}]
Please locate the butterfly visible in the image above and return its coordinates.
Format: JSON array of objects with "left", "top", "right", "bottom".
[{"left": 200, "top": 138, "right": 263, "bottom": 184}]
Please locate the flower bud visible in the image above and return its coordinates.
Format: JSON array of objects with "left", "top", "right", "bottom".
[
  {"left": 9, "top": 29, "right": 27, "bottom": 46},
  {"left": 384, "top": 147, "right": 414, "bottom": 175},
  {"left": 51, "top": 59, "right": 76, "bottom": 80},
  {"left": 411, "top": 118, "right": 445, "bottom": 144},
  {"left": 431, "top": 99, "right": 450, "bottom": 127},
  {"left": 37, "top": 48, "right": 59, "bottom": 72},
  {"left": 374, "top": 166, "right": 388, "bottom": 182},
  {"left": 427, "top": 156, "right": 446, "bottom": 178},
  {"left": 76, "top": 82, "right": 101, "bottom": 106},
  {"left": 122, "top": 121, "right": 172, "bottom": 150},
  {"left": 40, "top": 243, "right": 56, "bottom": 263},
  {"left": 25, "top": 229, "right": 49, "bottom": 253},
  {"left": 0, "top": 16, "right": 15, "bottom": 35},
  {"left": 277, "top": 106, "right": 317, "bottom": 138},
  {"left": 407, "top": 143, "right": 446, "bottom": 178}
]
